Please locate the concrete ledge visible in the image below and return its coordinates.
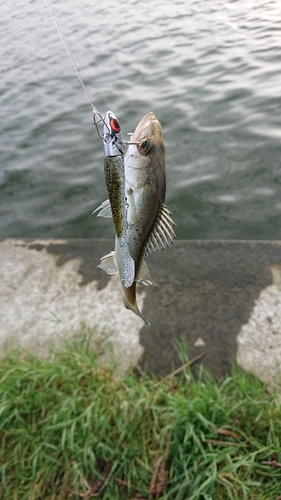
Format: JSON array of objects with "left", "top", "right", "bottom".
[{"left": 1, "top": 238, "right": 281, "bottom": 383}]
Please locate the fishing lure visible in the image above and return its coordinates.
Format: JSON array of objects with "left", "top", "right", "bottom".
[{"left": 94, "top": 111, "right": 135, "bottom": 288}]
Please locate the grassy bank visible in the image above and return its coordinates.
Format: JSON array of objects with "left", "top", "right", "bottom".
[{"left": 0, "top": 336, "right": 281, "bottom": 500}]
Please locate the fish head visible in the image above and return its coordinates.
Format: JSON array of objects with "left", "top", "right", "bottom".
[
  {"left": 126, "top": 112, "right": 165, "bottom": 170},
  {"left": 103, "top": 110, "right": 124, "bottom": 157},
  {"left": 125, "top": 112, "right": 166, "bottom": 199}
]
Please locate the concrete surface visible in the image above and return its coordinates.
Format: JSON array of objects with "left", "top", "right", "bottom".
[{"left": 1, "top": 238, "right": 281, "bottom": 383}]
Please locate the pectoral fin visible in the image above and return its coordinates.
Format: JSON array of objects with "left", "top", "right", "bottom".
[
  {"left": 144, "top": 204, "right": 177, "bottom": 257},
  {"left": 92, "top": 199, "right": 112, "bottom": 218},
  {"left": 97, "top": 251, "right": 118, "bottom": 275}
]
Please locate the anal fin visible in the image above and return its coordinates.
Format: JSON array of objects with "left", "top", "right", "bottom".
[{"left": 98, "top": 251, "right": 118, "bottom": 275}]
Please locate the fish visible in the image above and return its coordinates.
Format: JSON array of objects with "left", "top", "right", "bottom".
[
  {"left": 122, "top": 112, "right": 176, "bottom": 323},
  {"left": 93, "top": 111, "right": 135, "bottom": 288},
  {"left": 96, "top": 112, "right": 176, "bottom": 325}
]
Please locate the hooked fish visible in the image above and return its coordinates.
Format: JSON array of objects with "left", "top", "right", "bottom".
[
  {"left": 96, "top": 112, "right": 176, "bottom": 325},
  {"left": 94, "top": 111, "right": 134, "bottom": 288}
]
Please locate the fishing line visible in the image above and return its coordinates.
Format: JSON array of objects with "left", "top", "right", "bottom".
[
  {"left": 43, "top": 0, "right": 107, "bottom": 138},
  {"left": 44, "top": 0, "right": 143, "bottom": 145}
]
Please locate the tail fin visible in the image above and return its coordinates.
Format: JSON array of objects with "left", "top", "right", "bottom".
[{"left": 123, "top": 282, "right": 150, "bottom": 326}]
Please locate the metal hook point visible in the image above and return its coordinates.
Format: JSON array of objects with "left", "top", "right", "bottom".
[{"left": 123, "top": 140, "right": 142, "bottom": 146}]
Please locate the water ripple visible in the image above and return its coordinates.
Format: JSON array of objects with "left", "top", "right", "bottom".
[{"left": 1, "top": 0, "right": 281, "bottom": 239}]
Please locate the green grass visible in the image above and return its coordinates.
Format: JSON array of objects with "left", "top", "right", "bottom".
[{"left": 0, "top": 334, "right": 281, "bottom": 500}]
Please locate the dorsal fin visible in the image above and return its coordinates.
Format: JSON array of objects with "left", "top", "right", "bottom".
[
  {"left": 143, "top": 204, "right": 176, "bottom": 257},
  {"left": 92, "top": 199, "right": 112, "bottom": 218},
  {"left": 97, "top": 251, "right": 118, "bottom": 274}
]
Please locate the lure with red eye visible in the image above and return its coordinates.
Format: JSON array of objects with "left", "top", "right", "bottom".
[
  {"left": 103, "top": 110, "right": 124, "bottom": 157},
  {"left": 98, "top": 110, "right": 135, "bottom": 288},
  {"left": 110, "top": 117, "right": 121, "bottom": 133}
]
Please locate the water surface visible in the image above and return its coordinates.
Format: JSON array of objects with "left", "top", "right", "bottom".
[{"left": 1, "top": 0, "right": 281, "bottom": 240}]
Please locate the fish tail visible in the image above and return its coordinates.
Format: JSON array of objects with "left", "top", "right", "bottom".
[{"left": 123, "top": 282, "right": 150, "bottom": 326}]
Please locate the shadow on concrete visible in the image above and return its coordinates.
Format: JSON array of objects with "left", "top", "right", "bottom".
[
  {"left": 138, "top": 241, "right": 281, "bottom": 378},
  {"left": 28, "top": 239, "right": 112, "bottom": 290}
]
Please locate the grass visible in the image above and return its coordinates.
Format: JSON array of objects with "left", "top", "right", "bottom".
[{"left": 0, "top": 332, "right": 281, "bottom": 500}]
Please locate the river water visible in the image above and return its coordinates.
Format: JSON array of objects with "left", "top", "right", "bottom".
[{"left": 1, "top": 0, "right": 281, "bottom": 240}]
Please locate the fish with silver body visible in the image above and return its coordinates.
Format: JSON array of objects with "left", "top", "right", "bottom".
[{"left": 96, "top": 112, "right": 176, "bottom": 325}]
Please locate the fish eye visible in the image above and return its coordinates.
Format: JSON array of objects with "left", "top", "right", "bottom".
[
  {"left": 110, "top": 118, "right": 121, "bottom": 132},
  {"left": 138, "top": 138, "right": 154, "bottom": 155}
]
